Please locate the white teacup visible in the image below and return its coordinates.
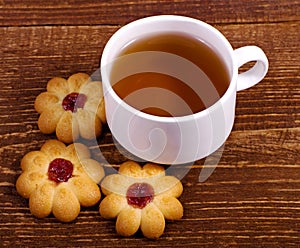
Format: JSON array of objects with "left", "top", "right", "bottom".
[{"left": 100, "top": 15, "right": 268, "bottom": 165}]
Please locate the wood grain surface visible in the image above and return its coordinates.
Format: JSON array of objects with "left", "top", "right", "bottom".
[{"left": 0, "top": 0, "right": 299, "bottom": 247}]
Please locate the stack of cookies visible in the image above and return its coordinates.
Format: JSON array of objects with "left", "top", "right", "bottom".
[{"left": 16, "top": 73, "right": 184, "bottom": 239}]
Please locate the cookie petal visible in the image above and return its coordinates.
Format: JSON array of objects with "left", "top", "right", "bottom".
[
  {"left": 116, "top": 207, "right": 141, "bottom": 237},
  {"left": 84, "top": 98, "right": 106, "bottom": 124},
  {"left": 37, "top": 106, "right": 64, "bottom": 134},
  {"left": 140, "top": 203, "right": 165, "bottom": 239},
  {"left": 69, "top": 176, "right": 101, "bottom": 207},
  {"left": 29, "top": 181, "right": 55, "bottom": 218},
  {"left": 81, "top": 158, "right": 105, "bottom": 183},
  {"left": 41, "top": 140, "right": 66, "bottom": 160},
  {"left": 47, "top": 77, "right": 69, "bottom": 98},
  {"left": 34, "top": 92, "right": 59, "bottom": 114},
  {"left": 142, "top": 163, "right": 165, "bottom": 178},
  {"left": 83, "top": 99, "right": 98, "bottom": 114},
  {"left": 97, "top": 99, "right": 106, "bottom": 124},
  {"left": 64, "top": 143, "right": 91, "bottom": 165},
  {"left": 101, "top": 174, "right": 131, "bottom": 196},
  {"left": 153, "top": 195, "right": 183, "bottom": 220},
  {"left": 52, "top": 185, "right": 80, "bottom": 222},
  {"left": 20, "top": 150, "right": 50, "bottom": 172},
  {"left": 153, "top": 176, "right": 183, "bottom": 198},
  {"left": 118, "top": 161, "right": 142, "bottom": 177},
  {"left": 80, "top": 81, "right": 103, "bottom": 100},
  {"left": 16, "top": 171, "right": 46, "bottom": 198},
  {"left": 99, "top": 193, "right": 127, "bottom": 219},
  {"left": 56, "top": 111, "right": 79, "bottom": 143},
  {"left": 67, "top": 73, "right": 90, "bottom": 92},
  {"left": 76, "top": 109, "right": 102, "bottom": 140}
]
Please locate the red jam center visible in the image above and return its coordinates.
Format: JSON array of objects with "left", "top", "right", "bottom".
[
  {"left": 62, "top": 92, "right": 87, "bottom": 112},
  {"left": 48, "top": 158, "right": 73, "bottom": 183},
  {"left": 126, "top": 183, "right": 154, "bottom": 209}
]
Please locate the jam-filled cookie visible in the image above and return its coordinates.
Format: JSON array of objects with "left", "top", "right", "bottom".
[
  {"left": 34, "top": 73, "right": 106, "bottom": 143},
  {"left": 99, "top": 161, "right": 183, "bottom": 239},
  {"left": 16, "top": 140, "right": 104, "bottom": 222}
]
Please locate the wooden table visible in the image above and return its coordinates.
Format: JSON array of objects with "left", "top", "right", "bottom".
[{"left": 0, "top": 0, "right": 299, "bottom": 247}]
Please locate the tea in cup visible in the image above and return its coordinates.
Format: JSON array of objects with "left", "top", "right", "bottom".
[{"left": 100, "top": 15, "right": 268, "bottom": 164}]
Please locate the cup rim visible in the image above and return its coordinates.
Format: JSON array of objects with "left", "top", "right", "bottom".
[{"left": 101, "top": 15, "right": 238, "bottom": 123}]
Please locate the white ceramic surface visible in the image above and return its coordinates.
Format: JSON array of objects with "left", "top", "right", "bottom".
[{"left": 100, "top": 15, "right": 269, "bottom": 164}]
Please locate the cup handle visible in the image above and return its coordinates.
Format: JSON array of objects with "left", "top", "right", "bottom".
[{"left": 233, "top": 46, "right": 269, "bottom": 91}]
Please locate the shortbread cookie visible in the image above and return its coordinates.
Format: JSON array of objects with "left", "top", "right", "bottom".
[
  {"left": 99, "top": 161, "right": 183, "bottom": 239},
  {"left": 35, "top": 73, "right": 106, "bottom": 143},
  {"left": 16, "top": 140, "right": 105, "bottom": 222}
]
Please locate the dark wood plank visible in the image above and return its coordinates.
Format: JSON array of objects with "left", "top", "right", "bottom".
[
  {"left": 0, "top": 23, "right": 298, "bottom": 139},
  {"left": 217, "top": 22, "right": 300, "bottom": 131},
  {"left": 0, "top": 0, "right": 299, "bottom": 27},
  {"left": 1, "top": 163, "right": 300, "bottom": 247}
]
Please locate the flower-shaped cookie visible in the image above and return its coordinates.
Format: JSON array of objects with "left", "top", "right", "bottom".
[
  {"left": 34, "top": 73, "right": 106, "bottom": 143},
  {"left": 99, "top": 161, "right": 183, "bottom": 239},
  {"left": 16, "top": 140, "right": 105, "bottom": 222}
]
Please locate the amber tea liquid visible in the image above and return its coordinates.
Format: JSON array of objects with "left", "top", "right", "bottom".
[{"left": 110, "top": 32, "right": 230, "bottom": 117}]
